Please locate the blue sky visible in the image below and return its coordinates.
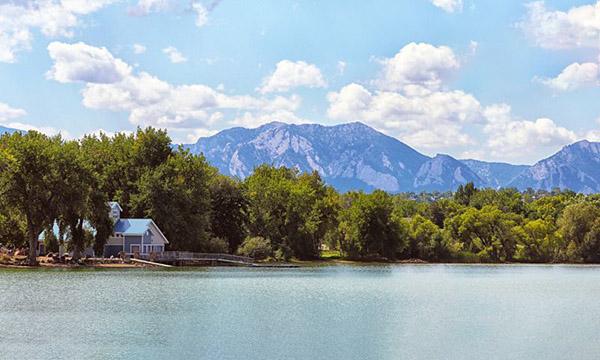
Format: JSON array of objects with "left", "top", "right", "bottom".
[{"left": 1, "top": 0, "right": 600, "bottom": 164}]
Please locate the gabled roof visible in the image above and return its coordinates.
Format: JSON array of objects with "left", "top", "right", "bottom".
[
  {"left": 114, "top": 219, "right": 152, "bottom": 235},
  {"left": 109, "top": 201, "right": 123, "bottom": 211},
  {"left": 113, "top": 218, "right": 169, "bottom": 244}
]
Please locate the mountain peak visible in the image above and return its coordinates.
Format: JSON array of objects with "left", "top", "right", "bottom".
[{"left": 181, "top": 122, "right": 600, "bottom": 194}]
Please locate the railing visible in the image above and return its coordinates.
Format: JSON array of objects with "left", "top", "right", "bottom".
[{"left": 139, "top": 251, "right": 254, "bottom": 264}]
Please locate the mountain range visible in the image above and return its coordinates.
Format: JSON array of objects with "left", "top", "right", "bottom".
[
  {"left": 183, "top": 121, "right": 600, "bottom": 194},
  {"left": 5, "top": 121, "right": 600, "bottom": 193},
  {"left": 0, "top": 126, "right": 18, "bottom": 135}
]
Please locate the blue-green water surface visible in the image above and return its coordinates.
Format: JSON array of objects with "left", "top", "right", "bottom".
[{"left": 1, "top": 264, "right": 600, "bottom": 360}]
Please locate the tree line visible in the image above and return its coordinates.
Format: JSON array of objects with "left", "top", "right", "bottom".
[{"left": 2, "top": 129, "right": 600, "bottom": 265}]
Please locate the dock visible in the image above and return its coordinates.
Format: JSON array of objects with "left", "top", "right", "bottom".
[
  {"left": 136, "top": 251, "right": 299, "bottom": 267},
  {"left": 130, "top": 258, "right": 174, "bottom": 268},
  {"left": 138, "top": 251, "right": 258, "bottom": 266}
]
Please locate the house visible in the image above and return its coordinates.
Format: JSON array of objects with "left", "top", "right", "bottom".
[{"left": 102, "top": 202, "right": 169, "bottom": 257}]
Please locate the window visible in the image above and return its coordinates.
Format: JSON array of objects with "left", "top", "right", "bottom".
[{"left": 131, "top": 245, "right": 140, "bottom": 254}]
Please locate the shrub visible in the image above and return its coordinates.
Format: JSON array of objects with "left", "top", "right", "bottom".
[{"left": 237, "top": 236, "right": 272, "bottom": 260}]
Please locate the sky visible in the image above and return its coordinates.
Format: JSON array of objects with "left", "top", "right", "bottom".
[{"left": 1, "top": 0, "right": 600, "bottom": 164}]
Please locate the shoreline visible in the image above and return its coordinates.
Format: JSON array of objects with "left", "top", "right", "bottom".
[{"left": 4, "top": 258, "right": 600, "bottom": 269}]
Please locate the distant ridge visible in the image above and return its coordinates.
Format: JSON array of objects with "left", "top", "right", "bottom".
[
  {"left": 0, "top": 125, "right": 18, "bottom": 135},
  {"left": 508, "top": 140, "right": 600, "bottom": 194}
]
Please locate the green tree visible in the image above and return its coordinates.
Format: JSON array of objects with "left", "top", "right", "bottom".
[
  {"left": 0, "top": 132, "right": 62, "bottom": 265},
  {"left": 514, "top": 219, "right": 561, "bottom": 262},
  {"left": 557, "top": 202, "right": 600, "bottom": 262},
  {"left": 209, "top": 175, "right": 248, "bottom": 253},
  {"left": 338, "top": 191, "right": 406, "bottom": 260},
  {"left": 405, "top": 215, "right": 447, "bottom": 261},
  {"left": 131, "top": 150, "right": 212, "bottom": 251},
  {"left": 454, "top": 182, "right": 477, "bottom": 206},
  {"left": 445, "top": 205, "right": 521, "bottom": 262}
]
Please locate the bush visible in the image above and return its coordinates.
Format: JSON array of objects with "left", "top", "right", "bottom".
[
  {"left": 274, "top": 244, "right": 292, "bottom": 262},
  {"left": 237, "top": 236, "right": 272, "bottom": 260},
  {"left": 204, "top": 237, "right": 229, "bottom": 253}
]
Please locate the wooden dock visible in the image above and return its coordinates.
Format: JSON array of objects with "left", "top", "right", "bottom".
[
  {"left": 138, "top": 251, "right": 258, "bottom": 266},
  {"left": 130, "top": 258, "right": 174, "bottom": 268}
]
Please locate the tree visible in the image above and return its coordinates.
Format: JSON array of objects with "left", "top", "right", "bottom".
[
  {"left": 244, "top": 166, "right": 337, "bottom": 259},
  {"left": 445, "top": 205, "right": 521, "bottom": 262},
  {"left": 338, "top": 191, "right": 406, "bottom": 260},
  {"left": 0, "top": 132, "right": 61, "bottom": 265},
  {"left": 454, "top": 182, "right": 477, "bottom": 206},
  {"left": 53, "top": 141, "right": 95, "bottom": 260},
  {"left": 405, "top": 215, "right": 447, "bottom": 261},
  {"left": 557, "top": 202, "right": 600, "bottom": 262},
  {"left": 131, "top": 150, "right": 212, "bottom": 251},
  {"left": 514, "top": 219, "right": 561, "bottom": 263},
  {"left": 209, "top": 175, "right": 248, "bottom": 253}
]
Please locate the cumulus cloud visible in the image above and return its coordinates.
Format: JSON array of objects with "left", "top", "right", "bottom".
[
  {"left": 229, "top": 110, "right": 307, "bottom": 129},
  {"left": 46, "top": 42, "right": 132, "bottom": 83},
  {"left": 192, "top": 2, "right": 209, "bottom": 27},
  {"left": 325, "top": 41, "right": 586, "bottom": 160},
  {"left": 0, "top": 101, "right": 67, "bottom": 137},
  {"left": 584, "top": 118, "right": 600, "bottom": 141},
  {"left": 259, "top": 60, "right": 327, "bottom": 93},
  {"left": 519, "top": 1, "right": 600, "bottom": 50},
  {"left": 374, "top": 42, "right": 460, "bottom": 91},
  {"left": 46, "top": 42, "right": 303, "bottom": 142},
  {"left": 0, "top": 102, "right": 27, "bottom": 122},
  {"left": 430, "top": 0, "right": 463, "bottom": 13},
  {"left": 327, "top": 83, "right": 482, "bottom": 149},
  {"left": 162, "top": 46, "right": 187, "bottom": 63},
  {"left": 482, "top": 104, "right": 577, "bottom": 161},
  {"left": 132, "top": 43, "right": 147, "bottom": 54},
  {"left": 326, "top": 42, "right": 481, "bottom": 151},
  {"left": 0, "top": 0, "right": 117, "bottom": 63},
  {"left": 539, "top": 62, "right": 599, "bottom": 91}
]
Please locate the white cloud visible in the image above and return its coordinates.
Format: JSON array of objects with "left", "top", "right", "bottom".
[
  {"left": 128, "top": 0, "right": 171, "bottom": 16},
  {"left": 327, "top": 83, "right": 482, "bottom": 149},
  {"left": 430, "top": 0, "right": 463, "bottom": 13},
  {"left": 133, "top": 43, "right": 147, "bottom": 54},
  {"left": 586, "top": 129, "right": 600, "bottom": 142},
  {"left": 0, "top": 102, "right": 27, "bottom": 122},
  {"left": 0, "top": 0, "right": 117, "bottom": 63},
  {"left": 259, "top": 60, "right": 327, "bottom": 93},
  {"left": 337, "top": 60, "right": 347, "bottom": 75},
  {"left": 162, "top": 46, "right": 187, "bottom": 63},
  {"left": 539, "top": 62, "right": 599, "bottom": 91},
  {"left": 374, "top": 42, "right": 460, "bottom": 91},
  {"left": 482, "top": 104, "right": 577, "bottom": 161},
  {"left": 229, "top": 110, "right": 307, "bottom": 129},
  {"left": 0, "top": 101, "right": 68, "bottom": 137},
  {"left": 46, "top": 42, "right": 303, "bottom": 142},
  {"left": 519, "top": 1, "right": 600, "bottom": 50},
  {"left": 47, "top": 42, "right": 132, "bottom": 84},
  {"left": 192, "top": 2, "right": 209, "bottom": 27},
  {"left": 584, "top": 117, "right": 600, "bottom": 141},
  {"left": 2, "top": 121, "right": 67, "bottom": 137}
]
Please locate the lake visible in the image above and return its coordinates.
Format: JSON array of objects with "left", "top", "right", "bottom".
[{"left": 1, "top": 264, "right": 600, "bottom": 360}]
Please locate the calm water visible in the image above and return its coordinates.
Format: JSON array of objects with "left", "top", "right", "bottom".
[{"left": 1, "top": 265, "right": 600, "bottom": 360}]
